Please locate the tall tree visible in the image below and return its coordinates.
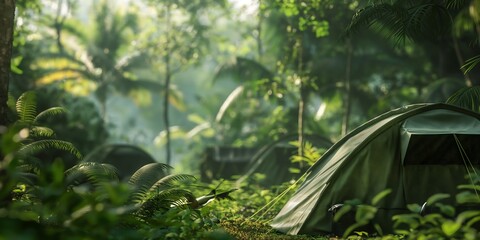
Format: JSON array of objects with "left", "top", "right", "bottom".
[
  {"left": 144, "top": 0, "right": 226, "bottom": 166},
  {"left": 0, "top": 0, "right": 16, "bottom": 125}
]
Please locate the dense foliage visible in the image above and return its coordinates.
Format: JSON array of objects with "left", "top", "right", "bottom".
[{"left": 1, "top": 0, "right": 480, "bottom": 239}]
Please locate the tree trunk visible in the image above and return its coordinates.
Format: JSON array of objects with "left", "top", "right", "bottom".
[
  {"left": 164, "top": 54, "right": 171, "bottom": 167},
  {"left": 164, "top": 5, "right": 172, "bottom": 167},
  {"left": 341, "top": 38, "right": 353, "bottom": 136},
  {"left": 0, "top": 0, "right": 16, "bottom": 126}
]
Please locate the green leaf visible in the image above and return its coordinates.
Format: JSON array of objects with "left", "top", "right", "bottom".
[
  {"left": 446, "top": 86, "right": 480, "bottom": 112},
  {"left": 456, "top": 191, "right": 480, "bottom": 204},
  {"left": 441, "top": 220, "right": 461, "bottom": 236},
  {"left": 407, "top": 203, "right": 422, "bottom": 213},
  {"left": 333, "top": 204, "right": 352, "bottom": 222},
  {"left": 456, "top": 210, "right": 480, "bottom": 224},
  {"left": 426, "top": 193, "right": 450, "bottom": 205},
  {"left": 371, "top": 189, "right": 392, "bottom": 205},
  {"left": 461, "top": 55, "right": 480, "bottom": 74},
  {"left": 355, "top": 205, "right": 377, "bottom": 222},
  {"left": 288, "top": 167, "right": 300, "bottom": 173},
  {"left": 11, "top": 56, "right": 23, "bottom": 74},
  {"left": 343, "top": 221, "right": 368, "bottom": 238},
  {"left": 435, "top": 203, "right": 455, "bottom": 217}
]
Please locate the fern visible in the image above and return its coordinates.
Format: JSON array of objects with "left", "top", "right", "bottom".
[
  {"left": 29, "top": 126, "right": 56, "bottom": 139},
  {"left": 148, "top": 174, "right": 197, "bottom": 194},
  {"left": 17, "top": 139, "right": 83, "bottom": 160},
  {"left": 64, "top": 162, "right": 119, "bottom": 187},
  {"left": 137, "top": 188, "right": 197, "bottom": 218},
  {"left": 128, "top": 163, "right": 172, "bottom": 188},
  {"left": 131, "top": 174, "right": 196, "bottom": 203},
  {"left": 16, "top": 91, "right": 37, "bottom": 124},
  {"left": 34, "top": 107, "right": 67, "bottom": 123}
]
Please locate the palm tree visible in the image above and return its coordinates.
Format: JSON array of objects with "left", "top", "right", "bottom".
[{"left": 34, "top": 1, "right": 162, "bottom": 118}]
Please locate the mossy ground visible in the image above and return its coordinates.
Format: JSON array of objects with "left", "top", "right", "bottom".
[{"left": 219, "top": 218, "right": 332, "bottom": 240}]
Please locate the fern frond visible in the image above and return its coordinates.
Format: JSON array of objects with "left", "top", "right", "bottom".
[
  {"left": 17, "top": 139, "right": 83, "bottom": 160},
  {"left": 148, "top": 174, "right": 197, "bottom": 194},
  {"left": 137, "top": 188, "right": 197, "bottom": 218},
  {"left": 16, "top": 91, "right": 37, "bottom": 123},
  {"left": 29, "top": 126, "right": 55, "bottom": 139},
  {"left": 34, "top": 107, "right": 67, "bottom": 123},
  {"left": 446, "top": 86, "right": 480, "bottom": 112},
  {"left": 64, "top": 162, "right": 118, "bottom": 187},
  {"left": 128, "top": 163, "right": 171, "bottom": 185}
]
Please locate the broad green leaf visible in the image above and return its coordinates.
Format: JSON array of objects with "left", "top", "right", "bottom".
[
  {"left": 441, "top": 220, "right": 461, "bottom": 236},
  {"left": 426, "top": 193, "right": 450, "bottom": 205}
]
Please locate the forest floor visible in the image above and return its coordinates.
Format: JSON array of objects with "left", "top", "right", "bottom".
[{"left": 219, "top": 219, "right": 331, "bottom": 240}]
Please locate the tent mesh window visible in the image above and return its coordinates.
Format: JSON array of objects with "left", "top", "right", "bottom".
[{"left": 403, "top": 134, "right": 480, "bottom": 165}]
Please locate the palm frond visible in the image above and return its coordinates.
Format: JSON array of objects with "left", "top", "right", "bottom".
[
  {"left": 347, "top": 2, "right": 452, "bottom": 44},
  {"left": 444, "top": 0, "right": 470, "bottom": 9},
  {"left": 64, "top": 162, "right": 119, "bottom": 187},
  {"left": 461, "top": 55, "right": 480, "bottom": 74},
  {"left": 62, "top": 19, "right": 91, "bottom": 46},
  {"left": 34, "top": 107, "right": 67, "bottom": 123},
  {"left": 215, "top": 86, "right": 244, "bottom": 123},
  {"left": 17, "top": 139, "right": 83, "bottom": 160},
  {"left": 213, "top": 57, "right": 273, "bottom": 84},
  {"left": 446, "top": 86, "right": 480, "bottom": 112},
  {"left": 16, "top": 91, "right": 37, "bottom": 123}
]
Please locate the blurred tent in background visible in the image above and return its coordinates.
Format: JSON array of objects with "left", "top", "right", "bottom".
[
  {"left": 271, "top": 103, "right": 480, "bottom": 235},
  {"left": 82, "top": 144, "right": 157, "bottom": 180},
  {"left": 236, "top": 134, "right": 333, "bottom": 187},
  {"left": 200, "top": 134, "right": 333, "bottom": 187},
  {"left": 200, "top": 147, "right": 259, "bottom": 183}
]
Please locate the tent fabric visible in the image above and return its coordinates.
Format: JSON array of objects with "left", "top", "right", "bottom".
[
  {"left": 236, "top": 134, "right": 333, "bottom": 187},
  {"left": 270, "top": 103, "right": 480, "bottom": 235},
  {"left": 82, "top": 144, "right": 157, "bottom": 180}
]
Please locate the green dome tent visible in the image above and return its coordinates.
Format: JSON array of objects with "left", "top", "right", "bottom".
[
  {"left": 271, "top": 103, "right": 480, "bottom": 235},
  {"left": 82, "top": 144, "right": 157, "bottom": 181},
  {"left": 236, "top": 134, "right": 333, "bottom": 187}
]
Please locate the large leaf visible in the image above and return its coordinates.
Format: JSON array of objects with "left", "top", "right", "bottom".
[
  {"left": 214, "top": 57, "right": 273, "bottom": 84},
  {"left": 347, "top": 2, "right": 453, "bottom": 45},
  {"left": 461, "top": 55, "right": 480, "bottom": 74}
]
